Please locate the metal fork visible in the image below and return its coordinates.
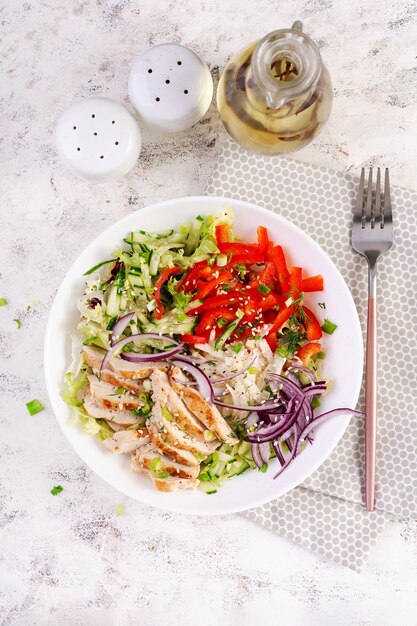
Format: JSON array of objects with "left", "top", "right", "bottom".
[{"left": 351, "top": 168, "right": 393, "bottom": 512}]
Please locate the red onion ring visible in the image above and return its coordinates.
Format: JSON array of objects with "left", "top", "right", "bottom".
[
  {"left": 110, "top": 312, "right": 135, "bottom": 346},
  {"left": 171, "top": 358, "right": 214, "bottom": 405},
  {"left": 100, "top": 333, "right": 182, "bottom": 371}
]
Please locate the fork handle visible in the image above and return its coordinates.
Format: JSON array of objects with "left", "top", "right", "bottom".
[{"left": 365, "top": 262, "right": 377, "bottom": 511}]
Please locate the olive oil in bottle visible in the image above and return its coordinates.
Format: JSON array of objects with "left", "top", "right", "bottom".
[{"left": 217, "top": 22, "right": 333, "bottom": 154}]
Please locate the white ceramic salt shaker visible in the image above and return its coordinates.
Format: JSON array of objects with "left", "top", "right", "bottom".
[
  {"left": 128, "top": 43, "right": 213, "bottom": 132},
  {"left": 55, "top": 97, "right": 141, "bottom": 183}
]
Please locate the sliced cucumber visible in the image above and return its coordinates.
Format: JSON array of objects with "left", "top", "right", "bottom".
[
  {"left": 106, "top": 285, "right": 121, "bottom": 316},
  {"left": 127, "top": 273, "right": 143, "bottom": 288},
  {"left": 225, "top": 459, "right": 249, "bottom": 478}
]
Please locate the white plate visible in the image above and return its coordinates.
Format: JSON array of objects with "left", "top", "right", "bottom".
[{"left": 44, "top": 196, "right": 363, "bottom": 515}]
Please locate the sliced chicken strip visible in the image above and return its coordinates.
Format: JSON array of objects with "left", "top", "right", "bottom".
[
  {"left": 83, "top": 345, "right": 167, "bottom": 380},
  {"left": 103, "top": 428, "right": 150, "bottom": 454},
  {"left": 84, "top": 394, "right": 140, "bottom": 427},
  {"left": 151, "top": 369, "right": 208, "bottom": 439},
  {"left": 134, "top": 465, "right": 199, "bottom": 492},
  {"left": 146, "top": 419, "right": 199, "bottom": 466},
  {"left": 88, "top": 375, "right": 142, "bottom": 411},
  {"left": 131, "top": 444, "right": 199, "bottom": 480},
  {"left": 151, "top": 399, "right": 219, "bottom": 457},
  {"left": 169, "top": 375, "right": 238, "bottom": 445}
]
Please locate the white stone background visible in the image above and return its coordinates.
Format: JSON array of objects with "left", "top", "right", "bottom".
[{"left": 1, "top": 0, "right": 417, "bottom": 624}]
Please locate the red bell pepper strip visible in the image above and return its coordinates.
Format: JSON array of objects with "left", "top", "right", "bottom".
[
  {"left": 195, "top": 308, "right": 236, "bottom": 336},
  {"left": 302, "top": 306, "right": 323, "bottom": 341},
  {"left": 192, "top": 271, "right": 233, "bottom": 300},
  {"left": 243, "top": 295, "right": 258, "bottom": 322},
  {"left": 265, "top": 332, "right": 278, "bottom": 352},
  {"left": 289, "top": 267, "right": 302, "bottom": 294},
  {"left": 250, "top": 261, "right": 275, "bottom": 289},
  {"left": 296, "top": 342, "right": 322, "bottom": 365},
  {"left": 268, "top": 245, "right": 290, "bottom": 289},
  {"left": 180, "top": 334, "right": 207, "bottom": 345},
  {"left": 301, "top": 275, "right": 324, "bottom": 292},
  {"left": 192, "top": 292, "right": 246, "bottom": 313},
  {"left": 257, "top": 226, "right": 269, "bottom": 254},
  {"left": 215, "top": 224, "right": 230, "bottom": 245},
  {"left": 257, "top": 292, "right": 280, "bottom": 312},
  {"left": 179, "top": 261, "right": 212, "bottom": 293},
  {"left": 153, "top": 267, "right": 181, "bottom": 319},
  {"left": 268, "top": 304, "right": 296, "bottom": 335},
  {"left": 218, "top": 242, "right": 261, "bottom": 256}
]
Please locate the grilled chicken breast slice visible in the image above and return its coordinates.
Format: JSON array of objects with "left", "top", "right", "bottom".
[
  {"left": 169, "top": 373, "right": 238, "bottom": 445},
  {"left": 134, "top": 465, "right": 199, "bottom": 492},
  {"left": 146, "top": 419, "right": 199, "bottom": 466},
  {"left": 103, "top": 428, "right": 150, "bottom": 454},
  {"left": 88, "top": 375, "right": 142, "bottom": 411},
  {"left": 83, "top": 345, "right": 167, "bottom": 380},
  {"left": 131, "top": 444, "right": 200, "bottom": 480},
  {"left": 151, "top": 401, "right": 219, "bottom": 457},
  {"left": 151, "top": 369, "right": 209, "bottom": 440},
  {"left": 84, "top": 393, "right": 140, "bottom": 427}
]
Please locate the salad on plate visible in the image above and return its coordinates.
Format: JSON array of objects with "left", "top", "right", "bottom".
[{"left": 63, "top": 208, "right": 361, "bottom": 494}]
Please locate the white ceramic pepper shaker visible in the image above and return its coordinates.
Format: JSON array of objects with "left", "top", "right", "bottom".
[
  {"left": 55, "top": 97, "right": 141, "bottom": 183},
  {"left": 128, "top": 43, "right": 213, "bottom": 132}
]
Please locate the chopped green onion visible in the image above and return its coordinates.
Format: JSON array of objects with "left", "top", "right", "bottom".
[
  {"left": 0, "top": 297, "right": 7, "bottom": 306},
  {"left": 83, "top": 258, "right": 118, "bottom": 276},
  {"left": 252, "top": 334, "right": 261, "bottom": 340},
  {"left": 149, "top": 457, "right": 163, "bottom": 473},
  {"left": 51, "top": 485, "right": 63, "bottom": 496},
  {"left": 14, "top": 319, "right": 22, "bottom": 329},
  {"left": 258, "top": 283, "right": 271, "bottom": 295},
  {"left": 248, "top": 366, "right": 258, "bottom": 375},
  {"left": 204, "top": 430, "right": 214, "bottom": 441},
  {"left": 176, "top": 311, "right": 186, "bottom": 322},
  {"left": 82, "top": 336, "right": 98, "bottom": 346},
  {"left": 115, "top": 502, "right": 124, "bottom": 516},
  {"left": 317, "top": 351, "right": 326, "bottom": 360},
  {"left": 311, "top": 397, "right": 321, "bottom": 409},
  {"left": 199, "top": 472, "right": 211, "bottom": 482},
  {"left": 216, "top": 254, "right": 228, "bottom": 267},
  {"left": 321, "top": 319, "right": 337, "bottom": 334},
  {"left": 114, "top": 387, "right": 126, "bottom": 395},
  {"left": 231, "top": 343, "right": 243, "bottom": 354},
  {"left": 206, "top": 489, "right": 217, "bottom": 495},
  {"left": 276, "top": 345, "right": 288, "bottom": 358},
  {"left": 106, "top": 316, "right": 117, "bottom": 330},
  {"left": 260, "top": 463, "right": 268, "bottom": 473},
  {"left": 161, "top": 406, "right": 173, "bottom": 421},
  {"left": 157, "top": 471, "right": 170, "bottom": 479},
  {"left": 26, "top": 399, "right": 44, "bottom": 415},
  {"left": 146, "top": 299, "right": 158, "bottom": 312},
  {"left": 217, "top": 318, "right": 228, "bottom": 328},
  {"left": 236, "top": 308, "right": 244, "bottom": 319}
]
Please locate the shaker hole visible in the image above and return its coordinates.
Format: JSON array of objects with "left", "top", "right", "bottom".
[
  {"left": 77, "top": 147, "right": 80, "bottom": 151},
  {"left": 184, "top": 89, "right": 188, "bottom": 94},
  {"left": 93, "top": 132, "right": 97, "bottom": 136},
  {"left": 100, "top": 155, "right": 104, "bottom": 159},
  {"left": 73, "top": 126, "right": 76, "bottom": 130},
  {"left": 177, "top": 61, "right": 182, "bottom": 65},
  {"left": 112, "top": 120, "right": 115, "bottom": 124},
  {"left": 166, "top": 79, "right": 170, "bottom": 84},
  {"left": 115, "top": 141, "right": 119, "bottom": 145},
  {"left": 92, "top": 114, "right": 95, "bottom": 118},
  {"left": 156, "top": 97, "right": 160, "bottom": 102},
  {"left": 148, "top": 68, "right": 152, "bottom": 73}
]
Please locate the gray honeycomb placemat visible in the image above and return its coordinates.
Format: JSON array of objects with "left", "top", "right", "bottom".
[{"left": 207, "top": 137, "right": 417, "bottom": 570}]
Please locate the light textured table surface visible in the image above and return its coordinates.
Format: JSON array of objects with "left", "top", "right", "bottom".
[{"left": 1, "top": 1, "right": 416, "bottom": 624}]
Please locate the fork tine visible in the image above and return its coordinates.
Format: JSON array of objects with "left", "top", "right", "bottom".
[
  {"left": 383, "top": 168, "right": 392, "bottom": 230},
  {"left": 354, "top": 168, "right": 365, "bottom": 225},
  {"left": 374, "top": 167, "right": 381, "bottom": 229},
  {"left": 365, "top": 167, "right": 373, "bottom": 226}
]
